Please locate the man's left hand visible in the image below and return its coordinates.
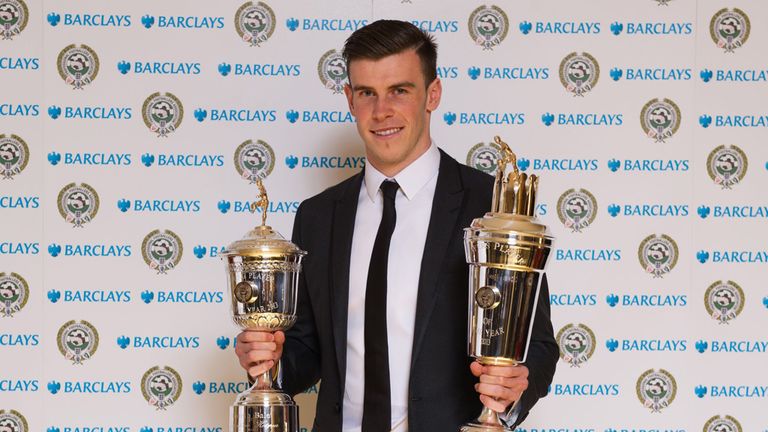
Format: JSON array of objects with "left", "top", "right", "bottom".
[{"left": 470, "top": 361, "right": 529, "bottom": 413}]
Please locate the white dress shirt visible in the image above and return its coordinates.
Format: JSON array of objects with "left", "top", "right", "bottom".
[{"left": 343, "top": 143, "right": 440, "bottom": 432}]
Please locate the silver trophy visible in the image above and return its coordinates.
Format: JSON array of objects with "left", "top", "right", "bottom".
[
  {"left": 461, "top": 136, "right": 554, "bottom": 432},
  {"left": 222, "top": 180, "right": 306, "bottom": 432}
]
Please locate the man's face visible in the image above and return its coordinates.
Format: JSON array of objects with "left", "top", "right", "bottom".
[{"left": 344, "top": 49, "right": 442, "bottom": 177}]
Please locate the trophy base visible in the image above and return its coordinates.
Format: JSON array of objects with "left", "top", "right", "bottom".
[
  {"left": 459, "top": 407, "right": 511, "bottom": 432},
  {"left": 231, "top": 389, "right": 299, "bottom": 432}
]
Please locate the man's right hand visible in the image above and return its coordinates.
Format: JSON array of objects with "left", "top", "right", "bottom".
[{"left": 235, "top": 330, "right": 285, "bottom": 379}]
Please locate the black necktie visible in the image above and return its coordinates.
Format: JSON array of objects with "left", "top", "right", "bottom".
[{"left": 362, "top": 180, "right": 398, "bottom": 432}]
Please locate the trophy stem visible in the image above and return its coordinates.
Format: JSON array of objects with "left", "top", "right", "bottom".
[{"left": 460, "top": 406, "right": 510, "bottom": 432}]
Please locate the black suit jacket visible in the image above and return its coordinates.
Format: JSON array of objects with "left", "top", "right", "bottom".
[{"left": 282, "top": 149, "right": 558, "bottom": 431}]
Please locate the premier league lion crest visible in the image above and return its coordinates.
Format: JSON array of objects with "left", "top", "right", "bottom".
[
  {"left": 317, "top": 49, "right": 348, "bottom": 94},
  {"left": 0, "top": 0, "right": 28, "bottom": 40},
  {"left": 557, "top": 189, "right": 597, "bottom": 233},
  {"left": 557, "top": 323, "right": 596, "bottom": 367},
  {"left": 707, "top": 145, "right": 747, "bottom": 190},
  {"left": 703, "top": 415, "right": 742, "bottom": 432},
  {"left": 636, "top": 369, "right": 676, "bottom": 413},
  {"left": 0, "top": 410, "right": 28, "bottom": 432},
  {"left": 142, "top": 366, "right": 182, "bottom": 410},
  {"left": 234, "top": 139, "right": 275, "bottom": 184},
  {"left": 638, "top": 234, "right": 678, "bottom": 278},
  {"left": 641, "top": 98, "right": 681, "bottom": 143},
  {"left": 57, "top": 320, "right": 99, "bottom": 364},
  {"left": 705, "top": 280, "right": 745, "bottom": 324},
  {"left": 710, "top": 8, "right": 750, "bottom": 53},
  {"left": 0, "top": 134, "right": 29, "bottom": 180},
  {"left": 57, "top": 183, "right": 99, "bottom": 227},
  {"left": 142, "top": 229, "right": 183, "bottom": 274},
  {"left": 57, "top": 44, "right": 99, "bottom": 90},
  {"left": 142, "top": 92, "right": 184, "bottom": 137},
  {"left": 468, "top": 5, "right": 509, "bottom": 50},
  {"left": 466, "top": 141, "right": 502, "bottom": 175},
  {"left": 235, "top": 1, "right": 275, "bottom": 47},
  {"left": 559, "top": 52, "right": 599, "bottom": 97},
  {"left": 0, "top": 272, "right": 28, "bottom": 317}
]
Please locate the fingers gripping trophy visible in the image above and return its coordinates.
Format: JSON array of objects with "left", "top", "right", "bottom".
[
  {"left": 462, "top": 136, "right": 554, "bottom": 432},
  {"left": 221, "top": 179, "right": 306, "bottom": 432}
]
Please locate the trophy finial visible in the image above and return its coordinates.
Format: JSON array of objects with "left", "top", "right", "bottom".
[
  {"left": 250, "top": 179, "right": 270, "bottom": 227},
  {"left": 491, "top": 136, "right": 538, "bottom": 217}
]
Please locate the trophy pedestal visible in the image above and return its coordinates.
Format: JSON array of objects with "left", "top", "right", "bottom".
[
  {"left": 460, "top": 407, "right": 510, "bottom": 432},
  {"left": 231, "top": 389, "right": 299, "bottom": 432}
]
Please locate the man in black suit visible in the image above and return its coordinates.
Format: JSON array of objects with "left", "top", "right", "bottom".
[{"left": 236, "top": 20, "right": 558, "bottom": 431}]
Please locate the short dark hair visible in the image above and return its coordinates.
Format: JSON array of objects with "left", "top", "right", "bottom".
[{"left": 343, "top": 19, "right": 437, "bottom": 85}]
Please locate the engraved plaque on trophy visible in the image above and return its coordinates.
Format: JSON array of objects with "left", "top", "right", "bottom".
[
  {"left": 221, "top": 180, "right": 306, "bottom": 432},
  {"left": 461, "top": 137, "right": 555, "bottom": 432}
]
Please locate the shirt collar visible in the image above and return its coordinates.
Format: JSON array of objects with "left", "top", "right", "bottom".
[{"left": 364, "top": 142, "right": 440, "bottom": 202}]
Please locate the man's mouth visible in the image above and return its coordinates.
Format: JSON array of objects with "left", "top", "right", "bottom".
[{"left": 372, "top": 127, "right": 403, "bottom": 137}]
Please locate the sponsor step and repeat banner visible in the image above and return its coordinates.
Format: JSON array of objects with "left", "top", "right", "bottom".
[{"left": 2, "top": 0, "right": 767, "bottom": 431}]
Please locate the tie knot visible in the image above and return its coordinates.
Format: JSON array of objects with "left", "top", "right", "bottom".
[{"left": 380, "top": 180, "right": 399, "bottom": 201}]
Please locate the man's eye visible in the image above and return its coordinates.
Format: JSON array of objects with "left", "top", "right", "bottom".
[
  {"left": 394, "top": 88, "right": 408, "bottom": 95},
  {"left": 359, "top": 90, "right": 374, "bottom": 97}
]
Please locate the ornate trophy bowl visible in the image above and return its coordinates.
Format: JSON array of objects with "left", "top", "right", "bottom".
[
  {"left": 222, "top": 181, "right": 306, "bottom": 432},
  {"left": 461, "top": 137, "right": 554, "bottom": 432}
]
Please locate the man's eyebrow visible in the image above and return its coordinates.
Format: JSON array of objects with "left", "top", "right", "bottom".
[{"left": 351, "top": 81, "right": 417, "bottom": 92}]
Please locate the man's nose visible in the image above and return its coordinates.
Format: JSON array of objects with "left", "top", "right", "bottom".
[{"left": 371, "top": 96, "right": 394, "bottom": 121}]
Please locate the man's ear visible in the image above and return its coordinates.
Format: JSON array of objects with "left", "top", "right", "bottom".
[
  {"left": 426, "top": 78, "right": 442, "bottom": 113},
  {"left": 344, "top": 84, "right": 355, "bottom": 115}
]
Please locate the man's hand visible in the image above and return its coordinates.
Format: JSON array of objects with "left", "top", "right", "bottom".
[
  {"left": 470, "top": 361, "right": 529, "bottom": 413},
  {"left": 235, "top": 330, "right": 285, "bottom": 379}
]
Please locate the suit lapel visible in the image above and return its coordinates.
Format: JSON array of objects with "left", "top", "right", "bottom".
[
  {"left": 411, "top": 151, "right": 465, "bottom": 367},
  {"left": 329, "top": 172, "right": 363, "bottom": 388}
]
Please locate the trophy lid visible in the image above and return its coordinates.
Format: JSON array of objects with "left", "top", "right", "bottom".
[
  {"left": 221, "top": 225, "right": 306, "bottom": 258},
  {"left": 469, "top": 212, "right": 552, "bottom": 238}
]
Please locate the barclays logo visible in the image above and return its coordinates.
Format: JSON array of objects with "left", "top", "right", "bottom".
[
  {"left": 286, "top": 18, "right": 367, "bottom": 32},
  {"left": 411, "top": 20, "right": 459, "bottom": 33},
  {"left": 0, "top": 103, "right": 39, "bottom": 117},
  {"left": 698, "top": 340, "right": 768, "bottom": 353},
  {"left": 555, "top": 249, "right": 621, "bottom": 261},
  {"left": 605, "top": 338, "right": 687, "bottom": 352},
  {"left": 704, "top": 69, "right": 768, "bottom": 82},
  {"left": 193, "top": 108, "right": 277, "bottom": 122},
  {"left": 710, "top": 115, "right": 768, "bottom": 128},
  {"left": 609, "top": 159, "right": 689, "bottom": 172},
  {"left": 139, "top": 428, "right": 221, "bottom": 432},
  {"left": 142, "top": 290, "right": 223, "bottom": 304},
  {"left": 285, "top": 110, "right": 354, "bottom": 124},
  {"left": 549, "top": 294, "right": 597, "bottom": 307},
  {"left": 216, "top": 336, "right": 231, "bottom": 350},
  {"left": 116, "top": 335, "right": 200, "bottom": 349},
  {"left": 220, "top": 63, "right": 301, "bottom": 77},
  {"left": 541, "top": 112, "right": 623, "bottom": 127},
  {"left": 47, "top": 13, "right": 131, "bottom": 27},
  {"left": 48, "top": 152, "right": 131, "bottom": 166},
  {"left": 217, "top": 200, "right": 299, "bottom": 214},
  {"left": 192, "top": 245, "right": 228, "bottom": 259},
  {"left": 48, "top": 427, "right": 130, "bottom": 432},
  {"left": 47, "top": 106, "right": 132, "bottom": 120},
  {"left": 611, "top": 22, "right": 692, "bottom": 35},
  {"left": 0, "top": 379, "right": 39, "bottom": 392},
  {"left": 47, "top": 244, "right": 131, "bottom": 257},
  {"left": 0, "top": 195, "right": 39, "bottom": 209},
  {"left": 607, "top": 204, "right": 688, "bottom": 217},
  {"left": 518, "top": 21, "right": 600, "bottom": 34},
  {"left": 705, "top": 250, "right": 768, "bottom": 263},
  {"left": 284, "top": 155, "right": 365, "bottom": 170},
  {"left": 436, "top": 66, "right": 459, "bottom": 79},
  {"left": 49, "top": 381, "right": 131, "bottom": 394},
  {"left": 0, "top": 333, "right": 39, "bottom": 346},
  {"left": 606, "top": 294, "right": 687, "bottom": 307},
  {"left": 469, "top": 67, "right": 549, "bottom": 80},
  {"left": 118, "top": 199, "right": 201, "bottom": 213},
  {"left": 0, "top": 242, "right": 39, "bottom": 255},
  {"left": 48, "top": 289, "right": 131, "bottom": 303},
  {"left": 527, "top": 159, "right": 598, "bottom": 171},
  {"left": 698, "top": 385, "right": 768, "bottom": 398},
  {"left": 140, "top": 153, "right": 224, "bottom": 168},
  {"left": 117, "top": 61, "right": 200, "bottom": 75},
  {"left": 443, "top": 112, "right": 525, "bottom": 126},
  {"left": 0, "top": 57, "right": 39, "bottom": 70},
  {"left": 141, "top": 15, "right": 224, "bottom": 29},
  {"left": 549, "top": 383, "right": 620, "bottom": 396},
  {"left": 202, "top": 381, "right": 251, "bottom": 394},
  {"left": 700, "top": 205, "right": 768, "bottom": 219},
  {"left": 610, "top": 67, "right": 691, "bottom": 81}
]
